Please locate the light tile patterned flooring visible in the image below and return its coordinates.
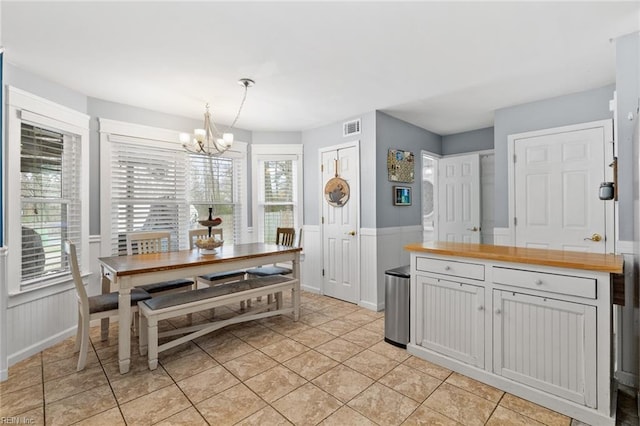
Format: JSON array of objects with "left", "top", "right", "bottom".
[{"left": 1, "top": 291, "right": 638, "bottom": 425}]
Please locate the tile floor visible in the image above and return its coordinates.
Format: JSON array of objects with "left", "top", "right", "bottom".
[{"left": 1, "top": 291, "right": 638, "bottom": 425}]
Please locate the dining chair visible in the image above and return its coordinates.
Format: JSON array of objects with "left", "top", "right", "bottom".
[
  {"left": 126, "top": 231, "right": 195, "bottom": 295},
  {"left": 64, "top": 240, "right": 151, "bottom": 371},
  {"left": 246, "top": 227, "right": 300, "bottom": 305}
]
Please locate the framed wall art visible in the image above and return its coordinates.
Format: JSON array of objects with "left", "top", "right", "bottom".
[
  {"left": 393, "top": 186, "right": 412, "bottom": 206},
  {"left": 387, "top": 149, "right": 415, "bottom": 182}
]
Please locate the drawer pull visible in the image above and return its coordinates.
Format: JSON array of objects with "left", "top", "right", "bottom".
[
  {"left": 444, "top": 266, "right": 451, "bottom": 271},
  {"left": 478, "top": 305, "right": 484, "bottom": 311},
  {"left": 535, "top": 279, "right": 543, "bottom": 286},
  {"left": 495, "top": 308, "right": 501, "bottom": 315}
]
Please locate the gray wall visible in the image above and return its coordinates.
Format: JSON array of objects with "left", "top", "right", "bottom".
[
  {"left": 375, "top": 111, "right": 441, "bottom": 228},
  {"left": 4, "top": 63, "right": 87, "bottom": 113},
  {"left": 442, "top": 127, "right": 494, "bottom": 156},
  {"left": 493, "top": 84, "right": 615, "bottom": 228},
  {"left": 251, "top": 131, "right": 301, "bottom": 145},
  {"left": 615, "top": 32, "right": 639, "bottom": 242},
  {"left": 302, "top": 112, "right": 376, "bottom": 227}
]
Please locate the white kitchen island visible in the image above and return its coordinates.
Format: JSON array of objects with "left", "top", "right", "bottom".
[{"left": 405, "top": 242, "right": 624, "bottom": 426}]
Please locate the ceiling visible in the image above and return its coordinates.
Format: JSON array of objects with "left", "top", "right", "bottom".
[{"left": 1, "top": 1, "right": 639, "bottom": 135}]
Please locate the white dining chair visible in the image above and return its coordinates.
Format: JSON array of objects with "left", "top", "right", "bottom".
[
  {"left": 126, "top": 231, "right": 195, "bottom": 295},
  {"left": 246, "top": 227, "right": 301, "bottom": 305},
  {"left": 65, "top": 240, "right": 151, "bottom": 371}
]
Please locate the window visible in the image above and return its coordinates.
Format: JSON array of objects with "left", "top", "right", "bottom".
[
  {"left": 188, "top": 154, "right": 243, "bottom": 244},
  {"left": 100, "top": 119, "right": 248, "bottom": 254},
  {"left": 6, "top": 87, "right": 89, "bottom": 294},
  {"left": 106, "top": 140, "right": 189, "bottom": 255},
  {"left": 252, "top": 145, "right": 303, "bottom": 243}
]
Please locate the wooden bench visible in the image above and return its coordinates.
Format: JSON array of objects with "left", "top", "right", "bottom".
[{"left": 137, "top": 275, "right": 298, "bottom": 370}]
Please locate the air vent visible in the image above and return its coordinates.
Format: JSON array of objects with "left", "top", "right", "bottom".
[{"left": 343, "top": 119, "right": 361, "bottom": 137}]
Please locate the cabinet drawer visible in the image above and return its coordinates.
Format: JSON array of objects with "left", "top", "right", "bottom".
[
  {"left": 492, "top": 267, "right": 596, "bottom": 299},
  {"left": 416, "top": 257, "right": 484, "bottom": 281}
]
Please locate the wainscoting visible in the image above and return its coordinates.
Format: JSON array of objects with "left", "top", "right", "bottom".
[
  {"left": 1, "top": 236, "right": 102, "bottom": 371},
  {"left": 302, "top": 225, "right": 423, "bottom": 312}
]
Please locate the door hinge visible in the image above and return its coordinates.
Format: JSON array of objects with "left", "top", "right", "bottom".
[
  {"left": 321, "top": 164, "right": 324, "bottom": 172},
  {"left": 513, "top": 154, "right": 517, "bottom": 163},
  {"left": 321, "top": 216, "right": 324, "bottom": 224},
  {"left": 514, "top": 217, "right": 517, "bottom": 226},
  {"left": 322, "top": 269, "right": 325, "bottom": 276}
]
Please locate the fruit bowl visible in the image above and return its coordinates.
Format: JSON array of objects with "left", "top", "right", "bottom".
[{"left": 195, "top": 237, "right": 224, "bottom": 254}]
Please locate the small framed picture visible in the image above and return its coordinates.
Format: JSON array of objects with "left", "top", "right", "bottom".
[{"left": 393, "top": 186, "right": 411, "bottom": 206}]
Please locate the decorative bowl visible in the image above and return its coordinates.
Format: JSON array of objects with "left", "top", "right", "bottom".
[{"left": 195, "top": 237, "right": 224, "bottom": 252}]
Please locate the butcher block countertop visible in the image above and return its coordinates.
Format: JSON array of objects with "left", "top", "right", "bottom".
[{"left": 404, "top": 242, "right": 623, "bottom": 274}]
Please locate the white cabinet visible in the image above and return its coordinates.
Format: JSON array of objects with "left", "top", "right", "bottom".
[
  {"left": 408, "top": 248, "right": 618, "bottom": 426},
  {"left": 415, "top": 275, "right": 484, "bottom": 368},
  {"left": 492, "top": 290, "right": 597, "bottom": 407}
]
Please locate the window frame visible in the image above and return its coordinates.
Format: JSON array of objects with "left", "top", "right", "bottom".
[
  {"left": 99, "top": 118, "right": 248, "bottom": 255},
  {"left": 5, "top": 86, "right": 90, "bottom": 296},
  {"left": 251, "top": 144, "right": 303, "bottom": 243}
]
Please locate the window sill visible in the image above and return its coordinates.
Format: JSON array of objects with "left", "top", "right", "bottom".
[{"left": 8, "top": 272, "right": 91, "bottom": 308}]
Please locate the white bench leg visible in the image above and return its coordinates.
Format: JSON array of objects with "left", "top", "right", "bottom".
[
  {"left": 139, "top": 313, "right": 148, "bottom": 356},
  {"left": 275, "top": 292, "right": 283, "bottom": 309},
  {"left": 148, "top": 318, "right": 159, "bottom": 370}
]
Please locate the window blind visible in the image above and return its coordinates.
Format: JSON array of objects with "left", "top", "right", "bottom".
[
  {"left": 260, "top": 159, "right": 296, "bottom": 243},
  {"left": 20, "top": 123, "right": 82, "bottom": 286},
  {"left": 188, "top": 154, "right": 241, "bottom": 244},
  {"left": 108, "top": 142, "right": 189, "bottom": 255}
]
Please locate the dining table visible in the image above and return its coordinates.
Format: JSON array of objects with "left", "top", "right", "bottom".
[{"left": 98, "top": 242, "right": 302, "bottom": 374}]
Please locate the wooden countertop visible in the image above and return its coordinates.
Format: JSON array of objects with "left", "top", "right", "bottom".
[{"left": 404, "top": 242, "right": 623, "bottom": 274}]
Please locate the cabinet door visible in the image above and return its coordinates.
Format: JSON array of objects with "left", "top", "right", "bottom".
[
  {"left": 416, "top": 276, "right": 484, "bottom": 368},
  {"left": 493, "top": 290, "right": 597, "bottom": 408}
]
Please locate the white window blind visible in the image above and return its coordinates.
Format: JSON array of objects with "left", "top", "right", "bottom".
[
  {"left": 188, "top": 154, "right": 242, "bottom": 244},
  {"left": 258, "top": 158, "right": 297, "bottom": 243},
  {"left": 20, "top": 122, "right": 82, "bottom": 287},
  {"left": 108, "top": 142, "right": 189, "bottom": 255}
]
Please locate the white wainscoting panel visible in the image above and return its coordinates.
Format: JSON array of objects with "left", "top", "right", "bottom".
[
  {"left": 359, "top": 229, "right": 379, "bottom": 311},
  {"left": 493, "top": 228, "right": 512, "bottom": 246},
  {"left": 360, "top": 226, "right": 423, "bottom": 311},
  {"left": 614, "top": 240, "right": 638, "bottom": 387},
  {"left": 7, "top": 287, "right": 77, "bottom": 366},
  {"left": 1, "top": 246, "right": 8, "bottom": 381},
  {"left": 300, "top": 225, "right": 321, "bottom": 294}
]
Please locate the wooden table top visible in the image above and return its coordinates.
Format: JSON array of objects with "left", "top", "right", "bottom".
[
  {"left": 404, "top": 241, "right": 623, "bottom": 274},
  {"left": 98, "top": 243, "right": 301, "bottom": 276}
]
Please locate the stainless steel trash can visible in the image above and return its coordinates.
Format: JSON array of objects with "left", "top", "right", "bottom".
[{"left": 384, "top": 265, "right": 410, "bottom": 348}]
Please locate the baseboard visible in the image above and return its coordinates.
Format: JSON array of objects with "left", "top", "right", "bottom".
[
  {"left": 359, "top": 300, "right": 383, "bottom": 312},
  {"left": 301, "top": 284, "right": 321, "bottom": 294},
  {"left": 8, "top": 326, "right": 76, "bottom": 367}
]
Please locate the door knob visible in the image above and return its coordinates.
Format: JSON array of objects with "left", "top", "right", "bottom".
[
  {"left": 347, "top": 230, "right": 356, "bottom": 236},
  {"left": 584, "top": 233, "right": 602, "bottom": 242},
  {"left": 466, "top": 226, "right": 479, "bottom": 232}
]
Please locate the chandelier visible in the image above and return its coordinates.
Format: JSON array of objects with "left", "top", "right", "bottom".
[{"left": 181, "top": 78, "right": 255, "bottom": 156}]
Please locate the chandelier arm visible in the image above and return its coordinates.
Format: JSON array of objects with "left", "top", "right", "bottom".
[{"left": 183, "top": 79, "right": 253, "bottom": 157}]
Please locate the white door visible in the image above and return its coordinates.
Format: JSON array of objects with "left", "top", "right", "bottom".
[
  {"left": 437, "top": 154, "right": 481, "bottom": 243},
  {"left": 321, "top": 144, "right": 360, "bottom": 303},
  {"left": 511, "top": 121, "right": 613, "bottom": 252}
]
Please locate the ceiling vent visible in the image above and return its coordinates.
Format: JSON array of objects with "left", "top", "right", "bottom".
[{"left": 343, "top": 119, "right": 361, "bottom": 137}]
